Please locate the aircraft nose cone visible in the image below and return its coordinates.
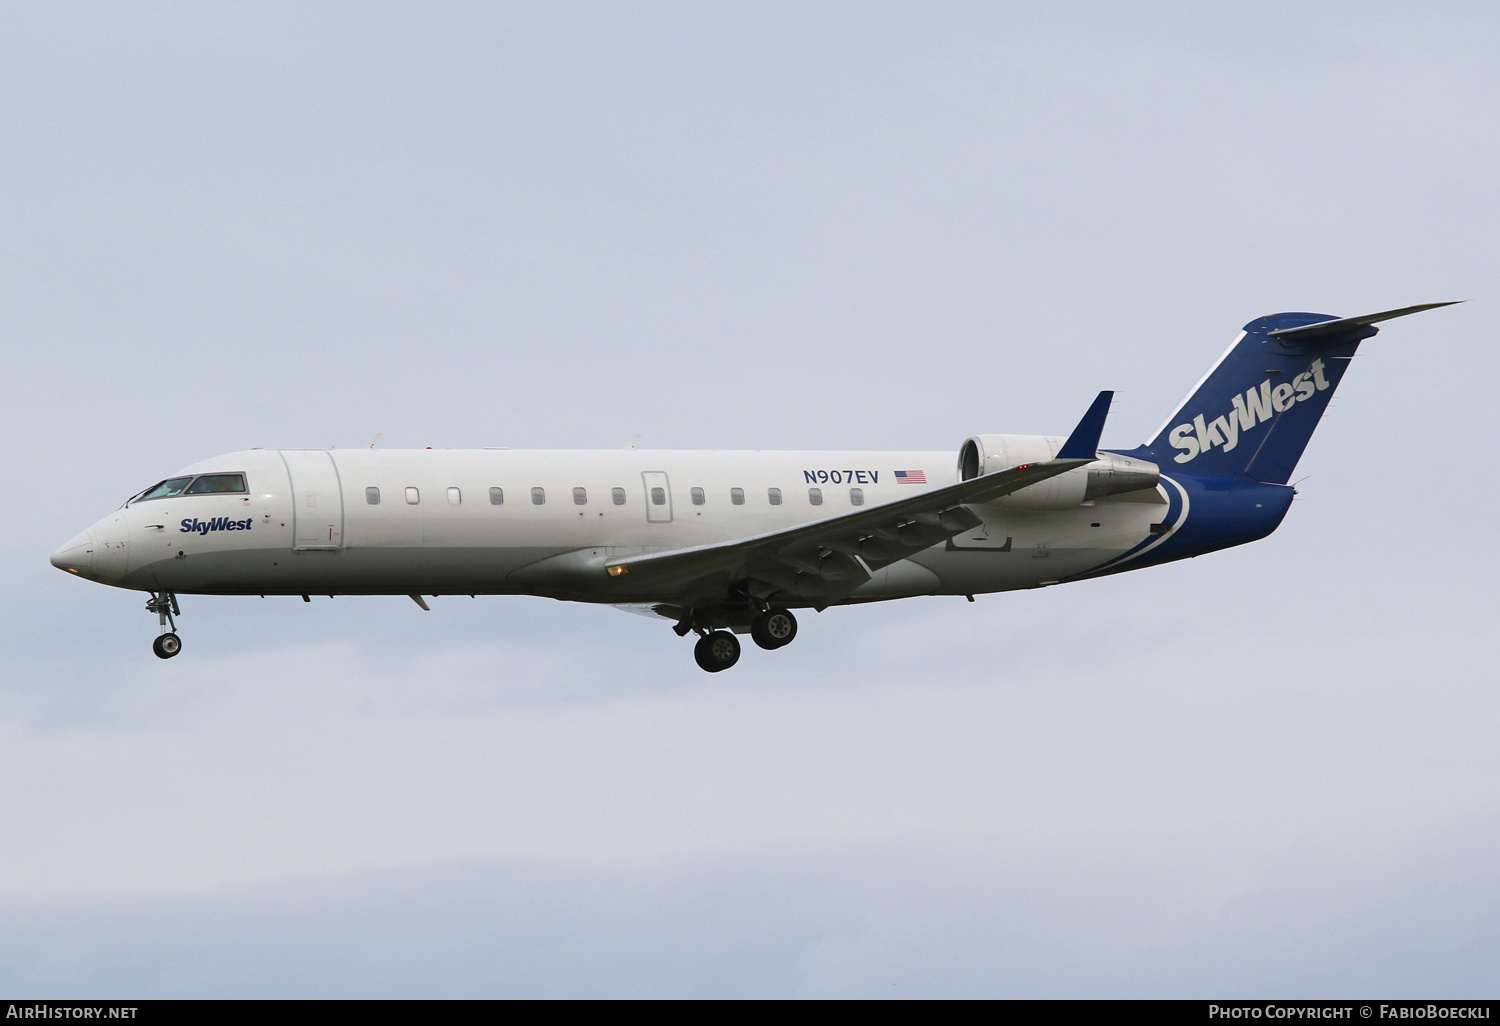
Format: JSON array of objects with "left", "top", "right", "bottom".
[{"left": 51, "top": 530, "right": 96, "bottom": 576}]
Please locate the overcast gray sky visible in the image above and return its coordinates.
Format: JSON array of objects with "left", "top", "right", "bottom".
[{"left": 2, "top": 0, "right": 1497, "bottom": 997}]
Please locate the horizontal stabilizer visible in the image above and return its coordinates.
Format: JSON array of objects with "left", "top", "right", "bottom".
[
  {"left": 1266, "top": 301, "right": 1461, "bottom": 342},
  {"left": 1057, "top": 390, "right": 1114, "bottom": 460}
]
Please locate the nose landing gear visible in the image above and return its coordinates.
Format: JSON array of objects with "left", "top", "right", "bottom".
[{"left": 146, "top": 591, "right": 182, "bottom": 659}]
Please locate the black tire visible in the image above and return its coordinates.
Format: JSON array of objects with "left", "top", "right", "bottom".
[
  {"left": 693, "top": 630, "right": 741, "bottom": 672},
  {"left": 751, "top": 608, "right": 798, "bottom": 650},
  {"left": 153, "top": 633, "right": 182, "bottom": 659}
]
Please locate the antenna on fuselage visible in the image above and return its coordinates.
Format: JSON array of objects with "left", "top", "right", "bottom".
[
  {"left": 621, "top": 434, "right": 641, "bottom": 450},
  {"left": 367, "top": 433, "right": 383, "bottom": 449}
]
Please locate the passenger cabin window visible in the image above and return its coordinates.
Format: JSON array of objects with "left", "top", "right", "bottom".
[
  {"left": 768, "top": 487, "right": 782, "bottom": 506},
  {"left": 850, "top": 487, "right": 864, "bottom": 506},
  {"left": 612, "top": 487, "right": 626, "bottom": 505},
  {"left": 808, "top": 487, "right": 823, "bottom": 505},
  {"left": 532, "top": 487, "right": 546, "bottom": 505},
  {"left": 366, "top": 487, "right": 381, "bottom": 505},
  {"left": 651, "top": 487, "right": 666, "bottom": 506},
  {"left": 447, "top": 487, "right": 461, "bottom": 505},
  {"left": 405, "top": 487, "right": 420, "bottom": 505},
  {"left": 691, "top": 487, "right": 705, "bottom": 505},
  {"left": 134, "top": 477, "right": 196, "bottom": 503},
  {"left": 573, "top": 487, "right": 587, "bottom": 505},
  {"left": 731, "top": 487, "right": 745, "bottom": 505},
  {"left": 489, "top": 487, "right": 504, "bottom": 505},
  {"left": 184, "top": 473, "right": 247, "bottom": 495}
]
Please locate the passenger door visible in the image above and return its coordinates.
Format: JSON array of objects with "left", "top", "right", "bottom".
[
  {"left": 280, "top": 450, "right": 345, "bottom": 550},
  {"left": 641, "top": 471, "right": 672, "bottom": 524}
]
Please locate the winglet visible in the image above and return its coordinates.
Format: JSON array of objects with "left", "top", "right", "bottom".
[{"left": 1056, "top": 390, "right": 1113, "bottom": 460}]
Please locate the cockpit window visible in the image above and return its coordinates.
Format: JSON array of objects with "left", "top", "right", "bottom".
[
  {"left": 130, "top": 473, "right": 247, "bottom": 505},
  {"left": 134, "top": 477, "right": 195, "bottom": 502},
  {"left": 184, "top": 473, "right": 247, "bottom": 495}
]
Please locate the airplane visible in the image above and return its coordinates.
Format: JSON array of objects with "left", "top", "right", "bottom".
[{"left": 50, "top": 303, "right": 1456, "bottom": 672}]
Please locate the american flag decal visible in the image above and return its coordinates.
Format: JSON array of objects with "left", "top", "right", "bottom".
[{"left": 894, "top": 470, "right": 926, "bottom": 484}]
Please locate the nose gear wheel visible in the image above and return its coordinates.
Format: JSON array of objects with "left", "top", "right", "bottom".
[{"left": 145, "top": 591, "right": 182, "bottom": 658}]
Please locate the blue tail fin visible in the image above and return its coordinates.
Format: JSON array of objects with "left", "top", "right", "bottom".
[{"left": 1140, "top": 303, "right": 1457, "bottom": 484}]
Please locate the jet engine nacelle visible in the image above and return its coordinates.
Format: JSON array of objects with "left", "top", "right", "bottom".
[{"left": 957, "top": 434, "right": 1160, "bottom": 511}]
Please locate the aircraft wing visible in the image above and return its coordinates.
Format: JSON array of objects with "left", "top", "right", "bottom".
[{"left": 605, "top": 392, "right": 1113, "bottom": 606}]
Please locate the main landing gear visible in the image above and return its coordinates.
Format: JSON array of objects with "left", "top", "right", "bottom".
[
  {"left": 694, "top": 631, "right": 741, "bottom": 673},
  {"left": 686, "top": 608, "right": 799, "bottom": 672},
  {"left": 145, "top": 591, "right": 182, "bottom": 659},
  {"left": 751, "top": 608, "right": 797, "bottom": 650}
]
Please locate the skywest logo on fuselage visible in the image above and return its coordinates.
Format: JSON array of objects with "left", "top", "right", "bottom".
[
  {"left": 1168, "top": 358, "right": 1331, "bottom": 464},
  {"left": 180, "top": 517, "right": 254, "bottom": 534}
]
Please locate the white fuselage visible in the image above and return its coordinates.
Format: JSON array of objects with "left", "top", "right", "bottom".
[{"left": 60, "top": 444, "right": 1170, "bottom": 608}]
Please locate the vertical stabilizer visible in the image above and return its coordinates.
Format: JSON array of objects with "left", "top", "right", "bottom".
[{"left": 1139, "top": 304, "right": 1456, "bottom": 483}]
